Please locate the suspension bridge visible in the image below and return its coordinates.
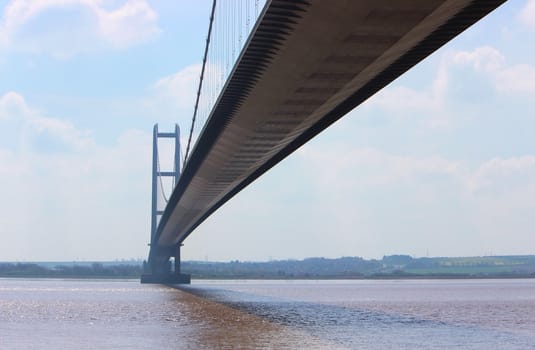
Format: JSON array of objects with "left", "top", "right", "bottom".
[{"left": 141, "top": 0, "right": 506, "bottom": 283}]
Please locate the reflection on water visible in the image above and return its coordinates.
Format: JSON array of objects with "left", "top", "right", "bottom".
[
  {"left": 1, "top": 278, "right": 534, "bottom": 349},
  {"left": 180, "top": 279, "right": 535, "bottom": 349}
]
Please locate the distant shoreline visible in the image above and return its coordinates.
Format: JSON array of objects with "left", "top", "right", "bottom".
[
  {"left": 0, "top": 275, "right": 140, "bottom": 280},
  {"left": 2, "top": 274, "right": 535, "bottom": 280},
  {"left": 2, "top": 255, "right": 535, "bottom": 280}
]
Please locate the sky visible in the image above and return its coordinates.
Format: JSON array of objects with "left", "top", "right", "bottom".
[{"left": 0, "top": 0, "right": 534, "bottom": 262}]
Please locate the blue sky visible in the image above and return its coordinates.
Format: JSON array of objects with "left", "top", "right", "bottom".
[{"left": 1, "top": 0, "right": 534, "bottom": 261}]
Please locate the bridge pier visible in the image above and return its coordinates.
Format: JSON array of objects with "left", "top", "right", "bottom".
[{"left": 141, "top": 244, "right": 191, "bottom": 284}]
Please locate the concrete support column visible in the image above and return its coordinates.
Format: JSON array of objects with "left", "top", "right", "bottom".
[{"left": 174, "top": 244, "right": 181, "bottom": 274}]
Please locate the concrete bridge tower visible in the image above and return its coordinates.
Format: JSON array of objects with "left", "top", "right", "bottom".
[{"left": 141, "top": 124, "right": 190, "bottom": 284}]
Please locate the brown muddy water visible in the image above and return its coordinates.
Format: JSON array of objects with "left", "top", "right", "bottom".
[{"left": 1, "top": 278, "right": 534, "bottom": 349}]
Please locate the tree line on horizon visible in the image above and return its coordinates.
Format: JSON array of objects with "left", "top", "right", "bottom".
[
  {"left": 0, "top": 262, "right": 142, "bottom": 278},
  {"left": 2, "top": 255, "right": 535, "bottom": 279}
]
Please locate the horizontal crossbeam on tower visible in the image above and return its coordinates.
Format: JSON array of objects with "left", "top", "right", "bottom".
[
  {"left": 157, "top": 172, "right": 178, "bottom": 177},
  {"left": 157, "top": 132, "right": 177, "bottom": 138}
]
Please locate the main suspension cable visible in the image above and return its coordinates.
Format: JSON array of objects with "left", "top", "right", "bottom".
[{"left": 183, "top": 0, "right": 217, "bottom": 164}]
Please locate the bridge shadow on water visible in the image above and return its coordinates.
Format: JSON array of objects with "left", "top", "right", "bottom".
[{"left": 171, "top": 284, "right": 532, "bottom": 350}]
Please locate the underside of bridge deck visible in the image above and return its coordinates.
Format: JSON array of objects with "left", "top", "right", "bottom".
[{"left": 148, "top": 0, "right": 506, "bottom": 271}]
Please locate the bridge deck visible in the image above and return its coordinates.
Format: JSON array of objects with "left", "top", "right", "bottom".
[{"left": 153, "top": 0, "right": 505, "bottom": 257}]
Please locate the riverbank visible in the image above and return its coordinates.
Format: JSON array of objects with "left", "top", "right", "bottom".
[{"left": 3, "top": 254, "right": 535, "bottom": 280}]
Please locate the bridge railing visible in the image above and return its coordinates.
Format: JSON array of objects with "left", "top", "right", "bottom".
[{"left": 183, "top": 0, "right": 268, "bottom": 164}]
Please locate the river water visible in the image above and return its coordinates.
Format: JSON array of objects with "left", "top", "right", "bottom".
[{"left": 1, "top": 278, "right": 534, "bottom": 349}]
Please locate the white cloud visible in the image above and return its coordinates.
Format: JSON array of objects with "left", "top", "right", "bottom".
[
  {"left": 150, "top": 62, "right": 225, "bottom": 125},
  {"left": 145, "top": 64, "right": 211, "bottom": 151},
  {"left": 468, "top": 156, "right": 535, "bottom": 195},
  {"left": 298, "top": 145, "right": 460, "bottom": 189},
  {"left": 454, "top": 46, "right": 505, "bottom": 73},
  {"left": 0, "top": 134, "right": 152, "bottom": 260},
  {"left": 364, "top": 56, "right": 454, "bottom": 127},
  {"left": 454, "top": 46, "right": 535, "bottom": 94},
  {"left": 0, "top": 0, "right": 160, "bottom": 57},
  {"left": 0, "top": 91, "right": 95, "bottom": 151},
  {"left": 299, "top": 142, "right": 535, "bottom": 202},
  {"left": 0, "top": 91, "right": 32, "bottom": 120},
  {"left": 0, "top": 91, "right": 152, "bottom": 260},
  {"left": 495, "top": 63, "right": 535, "bottom": 93},
  {"left": 363, "top": 45, "right": 535, "bottom": 132},
  {"left": 287, "top": 142, "right": 535, "bottom": 257},
  {"left": 151, "top": 64, "right": 201, "bottom": 112},
  {"left": 519, "top": 0, "right": 535, "bottom": 30},
  {"left": 0, "top": 148, "right": 27, "bottom": 176},
  {"left": 464, "top": 155, "right": 535, "bottom": 253},
  {"left": 96, "top": 0, "right": 160, "bottom": 49},
  {"left": 23, "top": 114, "right": 95, "bottom": 151}
]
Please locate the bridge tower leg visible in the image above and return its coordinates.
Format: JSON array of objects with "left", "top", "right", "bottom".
[{"left": 141, "top": 124, "right": 190, "bottom": 284}]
